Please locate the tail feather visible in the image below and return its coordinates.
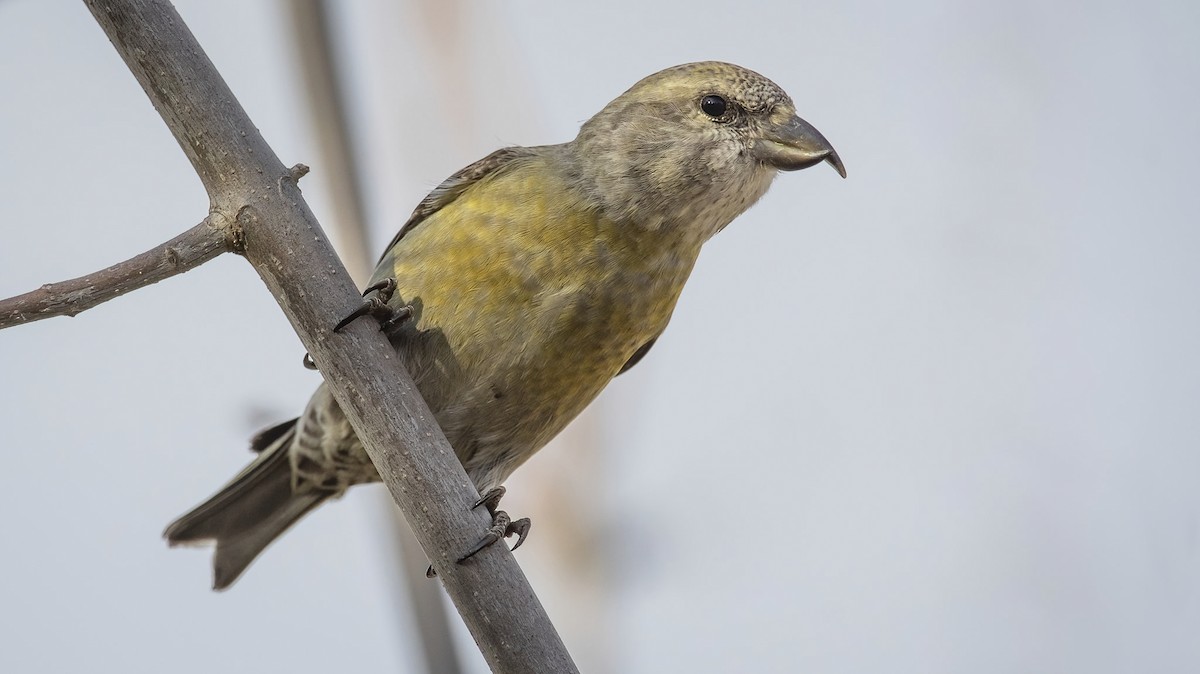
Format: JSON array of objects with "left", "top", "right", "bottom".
[
  {"left": 248, "top": 417, "right": 299, "bottom": 454},
  {"left": 164, "top": 422, "right": 330, "bottom": 590}
]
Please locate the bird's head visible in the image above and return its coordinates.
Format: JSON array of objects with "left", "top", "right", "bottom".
[{"left": 566, "top": 61, "right": 844, "bottom": 241}]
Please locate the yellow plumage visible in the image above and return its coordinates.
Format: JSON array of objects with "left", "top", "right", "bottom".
[{"left": 376, "top": 155, "right": 698, "bottom": 481}]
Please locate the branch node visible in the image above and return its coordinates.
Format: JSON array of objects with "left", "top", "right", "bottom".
[
  {"left": 213, "top": 209, "right": 247, "bottom": 253},
  {"left": 286, "top": 163, "right": 310, "bottom": 183}
]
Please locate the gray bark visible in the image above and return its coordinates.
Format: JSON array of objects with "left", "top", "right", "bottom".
[
  {"left": 286, "top": 2, "right": 466, "bottom": 672},
  {"left": 0, "top": 218, "right": 231, "bottom": 328}
]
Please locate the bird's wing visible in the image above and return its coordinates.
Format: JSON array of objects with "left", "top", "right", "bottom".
[
  {"left": 617, "top": 336, "right": 659, "bottom": 376},
  {"left": 378, "top": 146, "right": 540, "bottom": 262}
]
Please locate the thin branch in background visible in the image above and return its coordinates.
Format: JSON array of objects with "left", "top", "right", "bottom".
[
  {"left": 289, "top": 0, "right": 374, "bottom": 285},
  {"left": 0, "top": 217, "right": 232, "bottom": 329},
  {"left": 287, "top": 2, "right": 465, "bottom": 672}
]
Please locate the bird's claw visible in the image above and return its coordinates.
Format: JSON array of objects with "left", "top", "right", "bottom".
[
  {"left": 472, "top": 486, "right": 506, "bottom": 513},
  {"left": 426, "top": 486, "right": 531, "bottom": 575},
  {"left": 506, "top": 517, "right": 532, "bottom": 553},
  {"left": 332, "top": 278, "right": 412, "bottom": 334},
  {"left": 303, "top": 279, "right": 411, "bottom": 370},
  {"left": 459, "top": 485, "right": 530, "bottom": 563},
  {"left": 457, "top": 510, "right": 532, "bottom": 563}
]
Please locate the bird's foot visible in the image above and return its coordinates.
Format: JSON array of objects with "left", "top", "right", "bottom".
[
  {"left": 333, "top": 278, "right": 412, "bottom": 334},
  {"left": 458, "top": 508, "right": 532, "bottom": 562},
  {"left": 305, "top": 279, "right": 412, "bottom": 369},
  {"left": 458, "top": 486, "right": 532, "bottom": 562},
  {"left": 426, "top": 486, "right": 532, "bottom": 577}
]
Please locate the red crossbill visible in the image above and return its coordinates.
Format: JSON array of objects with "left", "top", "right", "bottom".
[{"left": 165, "top": 61, "right": 845, "bottom": 589}]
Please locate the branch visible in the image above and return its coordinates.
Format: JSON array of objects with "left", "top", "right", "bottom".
[
  {"left": 0, "top": 217, "right": 232, "bottom": 329},
  {"left": 81, "top": 1, "right": 577, "bottom": 672},
  {"left": 287, "top": 3, "right": 466, "bottom": 673}
]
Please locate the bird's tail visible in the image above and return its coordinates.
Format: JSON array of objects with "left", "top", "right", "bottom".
[{"left": 164, "top": 419, "right": 330, "bottom": 590}]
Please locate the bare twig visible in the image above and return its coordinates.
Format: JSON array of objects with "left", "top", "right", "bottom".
[
  {"left": 0, "top": 217, "right": 232, "bottom": 329},
  {"left": 78, "top": 1, "right": 576, "bottom": 672}
]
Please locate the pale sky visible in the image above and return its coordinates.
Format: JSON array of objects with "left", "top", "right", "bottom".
[{"left": 2, "top": 1, "right": 1199, "bottom": 673}]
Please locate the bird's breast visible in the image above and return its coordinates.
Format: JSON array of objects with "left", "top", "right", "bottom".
[{"left": 372, "top": 160, "right": 701, "bottom": 480}]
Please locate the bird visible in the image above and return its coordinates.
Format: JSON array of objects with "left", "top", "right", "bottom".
[{"left": 164, "top": 61, "right": 845, "bottom": 590}]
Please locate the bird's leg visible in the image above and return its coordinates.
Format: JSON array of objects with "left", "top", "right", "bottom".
[
  {"left": 458, "top": 486, "right": 532, "bottom": 564},
  {"left": 333, "top": 278, "right": 413, "bottom": 334}
]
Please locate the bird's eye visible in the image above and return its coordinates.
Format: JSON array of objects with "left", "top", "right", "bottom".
[{"left": 700, "top": 95, "right": 728, "bottom": 118}]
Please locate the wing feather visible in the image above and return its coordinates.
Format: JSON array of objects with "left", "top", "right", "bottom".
[{"left": 378, "top": 146, "right": 540, "bottom": 262}]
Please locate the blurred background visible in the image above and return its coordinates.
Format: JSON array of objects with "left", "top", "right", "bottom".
[{"left": 2, "top": 0, "right": 1199, "bottom": 672}]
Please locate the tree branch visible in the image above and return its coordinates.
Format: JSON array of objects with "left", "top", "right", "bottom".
[
  {"left": 0, "top": 217, "right": 232, "bottom": 329},
  {"left": 287, "top": 3, "right": 466, "bottom": 673},
  {"left": 75, "top": 1, "right": 577, "bottom": 672}
]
